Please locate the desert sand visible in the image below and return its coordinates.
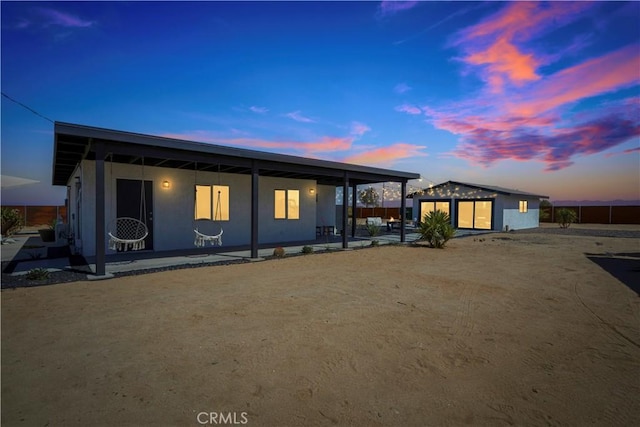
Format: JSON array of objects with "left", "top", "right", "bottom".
[{"left": 2, "top": 229, "right": 639, "bottom": 426}]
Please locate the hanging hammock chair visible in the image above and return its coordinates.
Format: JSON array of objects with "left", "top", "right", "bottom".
[
  {"left": 193, "top": 162, "right": 224, "bottom": 247},
  {"left": 108, "top": 155, "right": 149, "bottom": 251},
  {"left": 194, "top": 225, "right": 223, "bottom": 247},
  {"left": 108, "top": 217, "right": 149, "bottom": 251}
]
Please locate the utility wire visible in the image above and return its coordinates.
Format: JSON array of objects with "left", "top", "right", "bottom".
[{"left": 1, "top": 92, "right": 54, "bottom": 123}]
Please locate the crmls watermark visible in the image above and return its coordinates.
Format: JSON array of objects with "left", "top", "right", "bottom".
[{"left": 196, "top": 411, "right": 249, "bottom": 425}]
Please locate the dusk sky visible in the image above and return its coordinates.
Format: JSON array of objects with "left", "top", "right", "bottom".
[{"left": 2, "top": 1, "right": 639, "bottom": 206}]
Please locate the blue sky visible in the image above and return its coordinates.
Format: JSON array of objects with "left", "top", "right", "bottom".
[{"left": 2, "top": 1, "right": 639, "bottom": 205}]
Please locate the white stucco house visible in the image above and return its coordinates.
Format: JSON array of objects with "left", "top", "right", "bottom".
[
  {"left": 53, "top": 122, "right": 419, "bottom": 276},
  {"left": 409, "top": 181, "right": 548, "bottom": 231}
]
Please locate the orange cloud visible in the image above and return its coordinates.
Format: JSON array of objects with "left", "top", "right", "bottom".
[
  {"left": 456, "top": 2, "right": 591, "bottom": 91},
  {"left": 462, "top": 2, "right": 589, "bottom": 44},
  {"left": 342, "top": 143, "right": 427, "bottom": 167},
  {"left": 162, "top": 131, "right": 354, "bottom": 155},
  {"left": 466, "top": 37, "right": 539, "bottom": 88},
  {"left": 508, "top": 44, "right": 640, "bottom": 117}
]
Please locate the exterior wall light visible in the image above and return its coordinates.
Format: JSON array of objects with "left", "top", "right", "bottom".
[
  {"left": 162, "top": 180, "right": 171, "bottom": 189},
  {"left": 309, "top": 188, "right": 316, "bottom": 195}
]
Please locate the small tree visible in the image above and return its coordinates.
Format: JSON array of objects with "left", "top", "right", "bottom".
[
  {"left": 556, "top": 208, "right": 577, "bottom": 228},
  {"left": 1, "top": 208, "right": 23, "bottom": 237},
  {"left": 419, "top": 210, "right": 455, "bottom": 248},
  {"left": 358, "top": 187, "right": 380, "bottom": 208}
]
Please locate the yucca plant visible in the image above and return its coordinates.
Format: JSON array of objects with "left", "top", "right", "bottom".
[
  {"left": 418, "top": 210, "right": 455, "bottom": 248},
  {"left": 365, "top": 223, "right": 380, "bottom": 237}
]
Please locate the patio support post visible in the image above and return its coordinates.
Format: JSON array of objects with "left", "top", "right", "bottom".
[
  {"left": 342, "top": 173, "right": 349, "bottom": 249},
  {"left": 94, "top": 141, "right": 106, "bottom": 276},
  {"left": 400, "top": 179, "right": 407, "bottom": 242},
  {"left": 351, "top": 183, "right": 357, "bottom": 238},
  {"left": 251, "top": 161, "right": 259, "bottom": 258}
]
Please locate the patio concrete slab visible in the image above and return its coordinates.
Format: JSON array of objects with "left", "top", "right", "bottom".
[
  {"left": 88, "top": 253, "right": 243, "bottom": 274},
  {"left": 3, "top": 231, "right": 424, "bottom": 279},
  {"left": 1, "top": 233, "right": 33, "bottom": 262}
]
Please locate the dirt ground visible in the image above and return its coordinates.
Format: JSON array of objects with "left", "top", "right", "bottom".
[{"left": 2, "top": 229, "right": 639, "bottom": 426}]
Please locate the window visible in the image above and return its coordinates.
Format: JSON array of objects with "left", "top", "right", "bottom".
[
  {"left": 519, "top": 200, "right": 528, "bottom": 213},
  {"left": 275, "top": 189, "right": 299, "bottom": 219},
  {"left": 456, "top": 200, "right": 493, "bottom": 229},
  {"left": 420, "top": 201, "right": 450, "bottom": 221},
  {"left": 195, "top": 185, "right": 229, "bottom": 221}
]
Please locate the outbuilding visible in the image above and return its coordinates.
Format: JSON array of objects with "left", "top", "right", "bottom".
[
  {"left": 410, "top": 181, "right": 548, "bottom": 231},
  {"left": 53, "top": 122, "right": 419, "bottom": 276}
]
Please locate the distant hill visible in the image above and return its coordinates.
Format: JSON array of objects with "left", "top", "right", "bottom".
[{"left": 551, "top": 200, "right": 640, "bottom": 206}]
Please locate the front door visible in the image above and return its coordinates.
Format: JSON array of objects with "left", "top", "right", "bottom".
[{"left": 116, "top": 179, "right": 153, "bottom": 250}]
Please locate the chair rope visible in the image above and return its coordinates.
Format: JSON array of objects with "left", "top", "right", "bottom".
[
  {"left": 193, "top": 162, "right": 224, "bottom": 247},
  {"left": 108, "top": 155, "right": 149, "bottom": 251}
]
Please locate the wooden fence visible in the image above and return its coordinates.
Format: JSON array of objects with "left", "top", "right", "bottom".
[
  {"left": 541, "top": 205, "right": 639, "bottom": 225},
  {"left": 1, "top": 205, "right": 67, "bottom": 227}
]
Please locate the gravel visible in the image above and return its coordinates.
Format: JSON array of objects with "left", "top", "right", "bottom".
[{"left": 3, "top": 226, "right": 638, "bottom": 289}]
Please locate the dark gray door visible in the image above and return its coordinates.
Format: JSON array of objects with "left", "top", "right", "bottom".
[{"left": 116, "top": 179, "right": 153, "bottom": 250}]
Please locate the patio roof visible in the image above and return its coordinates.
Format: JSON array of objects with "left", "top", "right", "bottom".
[
  {"left": 53, "top": 122, "right": 419, "bottom": 276},
  {"left": 53, "top": 122, "right": 419, "bottom": 187}
]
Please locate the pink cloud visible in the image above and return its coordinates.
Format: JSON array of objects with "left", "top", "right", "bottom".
[
  {"left": 604, "top": 146, "right": 640, "bottom": 158},
  {"left": 508, "top": 44, "right": 640, "bottom": 117},
  {"left": 455, "top": 2, "right": 592, "bottom": 92},
  {"left": 285, "top": 111, "right": 315, "bottom": 123},
  {"left": 38, "top": 8, "right": 94, "bottom": 28},
  {"left": 423, "top": 2, "right": 639, "bottom": 171},
  {"left": 459, "top": 2, "right": 590, "bottom": 45},
  {"left": 466, "top": 37, "right": 540, "bottom": 90},
  {"left": 395, "top": 104, "right": 422, "bottom": 115},
  {"left": 161, "top": 131, "right": 353, "bottom": 157},
  {"left": 447, "top": 114, "right": 640, "bottom": 172},
  {"left": 342, "top": 143, "right": 427, "bottom": 167}
]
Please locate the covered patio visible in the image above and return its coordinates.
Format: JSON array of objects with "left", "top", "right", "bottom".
[{"left": 53, "top": 122, "right": 420, "bottom": 277}]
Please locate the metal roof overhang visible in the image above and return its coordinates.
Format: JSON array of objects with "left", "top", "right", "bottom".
[
  {"left": 53, "top": 122, "right": 420, "bottom": 187},
  {"left": 407, "top": 180, "right": 549, "bottom": 199}
]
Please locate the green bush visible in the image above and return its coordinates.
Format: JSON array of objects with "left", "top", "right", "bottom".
[
  {"left": 1, "top": 208, "right": 23, "bottom": 237},
  {"left": 418, "top": 210, "right": 455, "bottom": 248},
  {"left": 301, "top": 245, "right": 314, "bottom": 254},
  {"left": 556, "top": 208, "right": 578, "bottom": 228}
]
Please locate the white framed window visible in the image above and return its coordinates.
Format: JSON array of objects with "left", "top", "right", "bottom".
[
  {"left": 519, "top": 200, "right": 528, "bottom": 213},
  {"left": 275, "top": 189, "right": 299, "bottom": 219},
  {"left": 195, "top": 185, "right": 229, "bottom": 221}
]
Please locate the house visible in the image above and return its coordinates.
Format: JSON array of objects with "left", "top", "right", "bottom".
[
  {"left": 53, "top": 122, "right": 420, "bottom": 276},
  {"left": 409, "top": 181, "right": 548, "bottom": 231}
]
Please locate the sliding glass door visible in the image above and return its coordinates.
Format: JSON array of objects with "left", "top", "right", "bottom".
[{"left": 456, "top": 200, "right": 493, "bottom": 230}]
